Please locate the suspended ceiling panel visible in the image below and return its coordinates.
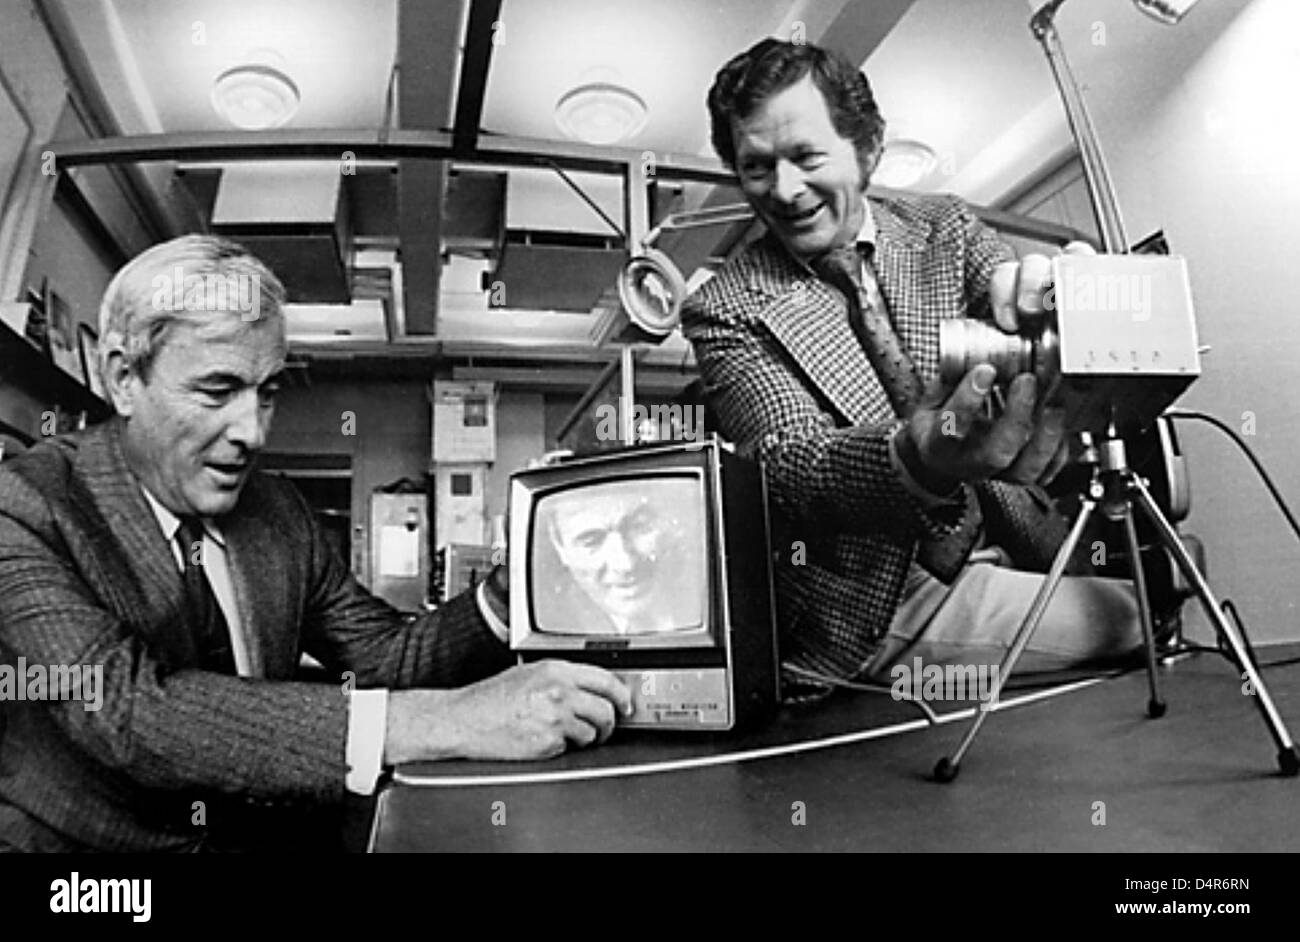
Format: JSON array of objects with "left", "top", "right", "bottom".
[
  {"left": 480, "top": 0, "right": 807, "bottom": 154},
  {"left": 87, "top": 0, "right": 398, "bottom": 133}
]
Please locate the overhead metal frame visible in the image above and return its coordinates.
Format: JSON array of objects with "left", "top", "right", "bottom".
[
  {"left": 43, "top": 128, "right": 734, "bottom": 182},
  {"left": 452, "top": 0, "right": 503, "bottom": 158},
  {"left": 396, "top": 0, "right": 460, "bottom": 335},
  {"left": 30, "top": 0, "right": 1091, "bottom": 443}
]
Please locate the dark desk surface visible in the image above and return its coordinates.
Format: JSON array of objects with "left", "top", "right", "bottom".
[{"left": 371, "top": 649, "right": 1300, "bottom": 852}]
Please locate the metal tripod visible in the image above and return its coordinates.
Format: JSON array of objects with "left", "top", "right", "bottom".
[{"left": 933, "top": 429, "right": 1300, "bottom": 782}]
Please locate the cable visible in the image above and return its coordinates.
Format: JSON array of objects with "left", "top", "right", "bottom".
[
  {"left": 785, "top": 636, "right": 1300, "bottom": 727},
  {"left": 1253, "top": 652, "right": 1300, "bottom": 669},
  {"left": 1161, "top": 408, "right": 1300, "bottom": 669},
  {"left": 1180, "top": 638, "right": 1300, "bottom": 670},
  {"left": 1218, "top": 598, "right": 1260, "bottom": 671},
  {"left": 783, "top": 663, "right": 941, "bottom": 724},
  {"left": 1164, "top": 408, "right": 1300, "bottom": 548}
]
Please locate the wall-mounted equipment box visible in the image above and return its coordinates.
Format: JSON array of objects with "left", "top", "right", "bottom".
[
  {"left": 434, "top": 463, "right": 487, "bottom": 548},
  {"left": 369, "top": 492, "right": 429, "bottom": 612},
  {"left": 432, "top": 381, "right": 496, "bottom": 464}
]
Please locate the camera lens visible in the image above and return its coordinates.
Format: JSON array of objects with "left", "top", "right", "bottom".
[{"left": 938, "top": 319, "right": 1034, "bottom": 387}]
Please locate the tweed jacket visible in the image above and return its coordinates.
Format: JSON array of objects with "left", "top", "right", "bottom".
[
  {"left": 0, "top": 417, "right": 513, "bottom": 851},
  {"left": 683, "top": 192, "right": 1036, "bottom": 680}
]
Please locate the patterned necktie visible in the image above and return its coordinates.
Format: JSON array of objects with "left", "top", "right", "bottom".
[
  {"left": 813, "top": 242, "right": 924, "bottom": 418},
  {"left": 813, "top": 242, "right": 973, "bottom": 581},
  {"left": 175, "top": 516, "right": 237, "bottom": 674}
]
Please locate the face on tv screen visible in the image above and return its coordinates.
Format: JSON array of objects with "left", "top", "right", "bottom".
[{"left": 532, "top": 476, "right": 707, "bottom": 636}]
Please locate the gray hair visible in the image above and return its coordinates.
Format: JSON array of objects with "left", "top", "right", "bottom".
[{"left": 97, "top": 234, "right": 285, "bottom": 382}]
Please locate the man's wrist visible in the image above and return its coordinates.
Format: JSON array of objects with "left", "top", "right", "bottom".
[
  {"left": 384, "top": 689, "right": 462, "bottom": 765},
  {"left": 893, "top": 426, "right": 962, "bottom": 501}
]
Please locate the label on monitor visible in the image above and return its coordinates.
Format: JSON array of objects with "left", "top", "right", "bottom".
[{"left": 615, "top": 668, "right": 732, "bottom": 729}]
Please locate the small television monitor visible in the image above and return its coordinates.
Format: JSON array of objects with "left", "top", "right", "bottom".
[{"left": 509, "top": 436, "right": 779, "bottom": 730}]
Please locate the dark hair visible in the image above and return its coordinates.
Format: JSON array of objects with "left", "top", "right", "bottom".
[{"left": 707, "top": 38, "right": 885, "bottom": 174}]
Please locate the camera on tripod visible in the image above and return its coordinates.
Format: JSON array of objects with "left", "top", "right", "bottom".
[{"left": 939, "top": 254, "right": 1202, "bottom": 437}]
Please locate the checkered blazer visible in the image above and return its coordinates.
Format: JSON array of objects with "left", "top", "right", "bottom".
[
  {"left": 683, "top": 193, "right": 1025, "bottom": 681},
  {"left": 0, "top": 418, "right": 513, "bottom": 851}
]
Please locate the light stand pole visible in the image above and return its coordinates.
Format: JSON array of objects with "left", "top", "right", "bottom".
[{"left": 1030, "top": 0, "right": 1130, "bottom": 253}]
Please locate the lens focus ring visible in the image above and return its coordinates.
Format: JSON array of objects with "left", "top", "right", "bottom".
[{"left": 938, "top": 319, "right": 1033, "bottom": 387}]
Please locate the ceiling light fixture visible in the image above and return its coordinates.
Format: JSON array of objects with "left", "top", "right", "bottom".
[
  {"left": 554, "top": 82, "right": 648, "bottom": 146},
  {"left": 872, "top": 139, "right": 937, "bottom": 189},
  {"left": 1133, "top": 0, "right": 1201, "bottom": 25},
  {"left": 211, "top": 64, "right": 301, "bottom": 130}
]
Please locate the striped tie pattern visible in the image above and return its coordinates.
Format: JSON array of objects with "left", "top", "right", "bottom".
[{"left": 176, "top": 516, "right": 237, "bottom": 674}]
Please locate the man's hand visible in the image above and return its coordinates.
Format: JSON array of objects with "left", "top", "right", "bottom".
[
  {"left": 899, "top": 366, "right": 1069, "bottom": 493},
  {"left": 988, "top": 240, "right": 1096, "bottom": 332},
  {"left": 384, "top": 661, "right": 634, "bottom": 764},
  {"left": 894, "top": 240, "right": 1097, "bottom": 494}
]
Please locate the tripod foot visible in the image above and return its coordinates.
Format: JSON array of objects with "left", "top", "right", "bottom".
[
  {"left": 1278, "top": 747, "right": 1300, "bottom": 777},
  {"left": 1147, "top": 699, "right": 1167, "bottom": 719},
  {"left": 933, "top": 757, "right": 960, "bottom": 783}
]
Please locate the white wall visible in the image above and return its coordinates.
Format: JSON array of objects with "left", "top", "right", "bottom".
[{"left": 1064, "top": 0, "right": 1300, "bottom": 642}]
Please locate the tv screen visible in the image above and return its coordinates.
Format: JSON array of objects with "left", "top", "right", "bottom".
[
  {"left": 509, "top": 439, "right": 780, "bottom": 729},
  {"left": 529, "top": 475, "right": 706, "bottom": 636}
]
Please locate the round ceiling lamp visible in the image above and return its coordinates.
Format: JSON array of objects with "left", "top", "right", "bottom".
[
  {"left": 211, "top": 64, "right": 301, "bottom": 130},
  {"left": 554, "top": 82, "right": 648, "bottom": 146},
  {"left": 872, "top": 138, "right": 938, "bottom": 189}
]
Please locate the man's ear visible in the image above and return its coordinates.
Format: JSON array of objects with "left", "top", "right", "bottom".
[
  {"left": 858, "top": 144, "right": 882, "bottom": 187},
  {"left": 101, "top": 348, "right": 139, "bottom": 417}
]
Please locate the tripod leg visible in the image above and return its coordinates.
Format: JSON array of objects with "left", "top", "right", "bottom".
[
  {"left": 1120, "top": 502, "right": 1166, "bottom": 718},
  {"left": 934, "top": 498, "right": 1098, "bottom": 783},
  {"left": 1130, "top": 476, "right": 1299, "bottom": 776}
]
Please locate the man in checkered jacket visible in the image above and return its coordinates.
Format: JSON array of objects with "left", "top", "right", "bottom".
[{"left": 682, "top": 39, "right": 1140, "bottom": 690}]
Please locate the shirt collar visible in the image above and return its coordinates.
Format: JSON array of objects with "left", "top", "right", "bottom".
[
  {"left": 791, "top": 195, "right": 876, "bottom": 275},
  {"left": 140, "top": 487, "right": 227, "bottom": 548},
  {"left": 854, "top": 196, "right": 877, "bottom": 251}
]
